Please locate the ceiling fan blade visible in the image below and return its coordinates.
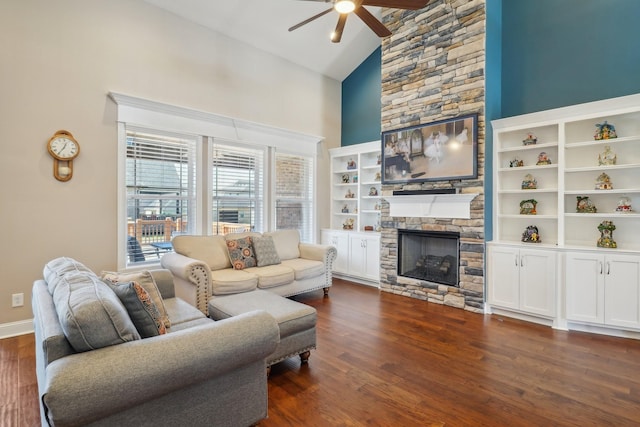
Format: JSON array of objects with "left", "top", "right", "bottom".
[
  {"left": 354, "top": 6, "right": 392, "bottom": 37},
  {"left": 288, "top": 7, "right": 334, "bottom": 32},
  {"left": 331, "top": 13, "right": 348, "bottom": 43},
  {"left": 361, "top": 0, "right": 429, "bottom": 10}
]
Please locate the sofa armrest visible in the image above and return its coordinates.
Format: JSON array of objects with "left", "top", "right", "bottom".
[
  {"left": 161, "top": 252, "right": 211, "bottom": 314},
  {"left": 42, "top": 310, "right": 279, "bottom": 427},
  {"left": 299, "top": 243, "right": 337, "bottom": 289}
]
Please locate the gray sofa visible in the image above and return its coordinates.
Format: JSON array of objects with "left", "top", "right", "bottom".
[
  {"left": 161, "top": 229, "right": 337, "bottom": 315},
  {"left": 33, "top": 257, "right": 279, "bottom": 427}
]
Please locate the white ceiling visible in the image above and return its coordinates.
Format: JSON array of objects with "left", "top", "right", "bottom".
[{"left": 143, "top": 0, "right": 383, "bottom": 81}]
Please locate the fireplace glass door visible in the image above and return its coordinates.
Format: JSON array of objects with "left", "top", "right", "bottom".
[{"left": 397, "top": 229, "right": 460, "bottom": 287}]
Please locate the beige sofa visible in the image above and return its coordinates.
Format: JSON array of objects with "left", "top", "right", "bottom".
[
  {"left": 161, "top": 229, "right": 337, "bottom": 315},
  {"left": 33, "top": 257, "right": 279, "bottom": 427}
]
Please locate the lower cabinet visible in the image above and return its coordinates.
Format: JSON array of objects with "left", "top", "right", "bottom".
[
  {"left": 566, "top": 251, "right": 640, "bottom": 330},
  {"left": 487, "top": 243, "right": 557, "bottom": 319},
  {"left": 321, "top": 229, "right": 380, "bottom": 286}
]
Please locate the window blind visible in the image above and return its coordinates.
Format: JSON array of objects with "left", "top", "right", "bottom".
[
  {"left": 125, "top": 129, "right": 197, "bottom": 265},
  {"left": 211, "top": 142, "right": 264, "bottom": 234},
  {"left": 275, "top": 152, "right": 314, "bottom": 242}
]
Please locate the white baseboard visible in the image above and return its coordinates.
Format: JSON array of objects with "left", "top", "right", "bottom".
[{"left": 0, "top": 319, "right": 34, "bottom": 339}]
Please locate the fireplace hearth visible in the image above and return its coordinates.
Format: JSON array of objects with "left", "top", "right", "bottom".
[{"left": 397, "top": 229, "right": 460, "bottom": 287}]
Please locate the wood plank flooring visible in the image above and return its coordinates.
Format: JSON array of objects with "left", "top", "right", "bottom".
[{"left": 3, "top": 279, "right": 640, "bottom": 426}]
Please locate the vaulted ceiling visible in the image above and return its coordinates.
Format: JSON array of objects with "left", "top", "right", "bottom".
[{"left": 142, "top": 0, "right": 383, "bottom": 81}]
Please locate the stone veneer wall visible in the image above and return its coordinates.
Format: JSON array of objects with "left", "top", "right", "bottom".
[{"left": 380, "top": 0, "right": 486, "bottom": 312}]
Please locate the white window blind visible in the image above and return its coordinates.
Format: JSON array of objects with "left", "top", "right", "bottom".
[
  {"left": 211, "top": 142, "right": 264, "bottom": 235},
  {"left": 275, "top": 152, "right": 314, "bottom": 242},
  {"left": 125, "top": 129, "right": 196, "bottom": 266}
]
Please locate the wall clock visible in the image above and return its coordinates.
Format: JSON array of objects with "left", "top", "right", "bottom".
[{"left": 47, "top": 130, "right": 80, "bottom": 181}]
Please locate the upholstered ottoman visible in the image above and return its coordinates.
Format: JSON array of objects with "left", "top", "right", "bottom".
[{"left": 208, "top": 289, "right": 317, "bottom": 367}]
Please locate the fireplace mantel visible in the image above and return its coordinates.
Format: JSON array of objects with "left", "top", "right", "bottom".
[{"left": 385, "top": 193, "right": 478, "bottom": 219}]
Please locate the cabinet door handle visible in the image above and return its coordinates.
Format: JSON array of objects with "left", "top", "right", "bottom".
[
  {"left": 599, "top": 261, "right": 603, "bottom": 275},
  {"left": 606, "top": 261, "right": 610, "bottom": 275},
  {"left": 520, "top": 256, "right": 524, "bottom": 267},
  {"left": 515, "top": 254, "right": 518, "bottom": 266}
]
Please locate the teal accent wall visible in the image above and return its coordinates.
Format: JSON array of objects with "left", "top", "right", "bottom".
[
  {"left": 485, "top": 0, "right": 502, "bottom": 241},
  {"left": 341, "top": 47, "right": 381, "bottom": 146},
  {"left": 502, "top": 0, "right": 640, "bottom": 117}
]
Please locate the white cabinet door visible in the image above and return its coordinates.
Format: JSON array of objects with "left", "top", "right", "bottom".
[
  {"left": 348, "top": 233, "right": 380, "bottom": 281},
  {"left": 566, "top": 252, "right": 603, "bottom": 324},
  {"left": 519, "top": 249, "right": 556, "bottom": 317},
  {"left": 487, "top": 245, "right": 520, "bottom": 310},
  {"left": 321, "top": 230, "right": 349, "bottom": 274},
  {"left": 604, "top": 255, "right": 640, "bottom": 329}
]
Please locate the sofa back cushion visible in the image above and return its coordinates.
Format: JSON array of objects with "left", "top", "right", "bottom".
[
  {"left": 44, "top": 256, "right": 95, "bottom": 295},
  {"left": 264, "top": 229, "right": 301, "bottom": 261},
  {"left": 52, "top": 271, "right": 140, "bottom": 352},
  {"left": 172, "top": 235, "right": 231, "bottom": 271}
]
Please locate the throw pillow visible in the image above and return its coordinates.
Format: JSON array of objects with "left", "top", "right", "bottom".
[
  {"left": 107, "top": 280, "right": 167, "bottom": 338},
  {"left": 252, "top": 235, "right": 281, "bottom": 267},
  {"left": 52, "top": 271, "right": 140, "bottom": 352},
  {"left": 226, "top": 237, "right": 257, "bottom": 270},
  {"left": 101, "top": 270, "right": 171, "bottom": 328}
]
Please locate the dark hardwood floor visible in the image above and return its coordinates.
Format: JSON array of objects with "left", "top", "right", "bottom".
[{"left": 3, "top": 279, "right": 640, "bottom": 426}]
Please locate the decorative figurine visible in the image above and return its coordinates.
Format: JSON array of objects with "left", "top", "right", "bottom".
[
  {"left": 576, "top": 196, "right": 597, "bottom": 213},
  {"left": 597, "top": 220, "right": 617, "bottom": 248},
  {"left": 616, "top": 196, "right": 632, "bottom": 213},
  {"left": 342, "top": 205, "right": 349, "bottom": 213},
  {"left": 520, "top": 199, "right": 538, "bottom": 215},
  {"left": 595, "top": 172, "right": 613, "bottom": 190},
  {"left": 347, "top": 158, "right": 357, "bottom": 170},
  {"left": 377, "top": 154, "right": 382, "bottom": 165},
  {"left": 536, "top": 151, "right": 552, "bottom": 165},
  {"left": 342, "top": 174, "right": 350, "bottom": 183},
  {"left": 521, "top": 174, "right": 537, "bottom": 189},
  {"left": 353, "top": 174, "right": 358, "bottom": 183},
  {"left": 342, "top": 218, "right": 355, "bottom": 230},
  {"left": 521, "top": 225, "right": 541, "bottom": 243},
  {"left": 374, "top": 202, "right": 381, "bottom": 211},
  {"left": 510, "top": 158, "right": 524, "bottom": 168},
  {"left": 598, "top": 145, "right": 617, "bottom": 166},
  {"left": 523, "top": 133, "right": 537, "bottom": 145},
  {"left": 594, "top": 121, "right": 617, "bottom": 140},
  {"left": 345, "top": 189, "right": 355, "bottom": 198},
  {"left": 374, "top": 171, "right": 381, "bottom": 181},
  {"left": 369, "top": 187, "right": 378, "bottom": 196},
  {"left": 375, "top": 221, "right": 382, "bottom": 232}
]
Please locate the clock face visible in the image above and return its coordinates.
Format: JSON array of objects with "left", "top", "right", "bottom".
[{"left": 50, "top": 137, "right": 79, "bottom": 159}]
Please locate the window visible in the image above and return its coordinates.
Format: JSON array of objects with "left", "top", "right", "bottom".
[
  {"left": 275, "top": 153, "right": 314, "bottom": 242},
  {"left": 211, "top": 142, "right": 264, "bottom": 234},
  {"left": 125, "top": 128, "right": 196, "bottom": 266},
  {"left": 112, "top": 92, "right": 321, "bottom": 269}
]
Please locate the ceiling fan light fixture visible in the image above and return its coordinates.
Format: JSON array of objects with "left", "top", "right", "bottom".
[{"left": 334, "top": 0, "right": 356, "bottom": 14}]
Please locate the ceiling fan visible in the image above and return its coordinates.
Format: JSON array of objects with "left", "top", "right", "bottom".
[{"left": 289, "top": 0, "right": 430, "bottom": 43}]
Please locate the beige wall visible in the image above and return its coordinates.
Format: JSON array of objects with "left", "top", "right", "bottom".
[{"left": 0, "top": 0, "right": 340, "bottom": 326}]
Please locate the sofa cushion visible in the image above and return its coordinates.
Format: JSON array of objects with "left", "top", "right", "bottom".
[
  {"left": 226, "top": 237, "right": 257, "bottom": 270},
  {"left": 107, "top": 281, "right": 167, "bottom": 338},
  {"left": 264, "top": 229, "right": 301, "bottom": 261},
  {"left": 210, "top": 269, "right": 258, "bottom": 295},
  {"left": 43, "top": 257, "right": 95, "bottom": 294},
  {"left": 101, "top": 270, "right": 171, "bottom": 329},
  {"left": 281, "top": 258, "right": 326, "bottom": 280},
  {"left": 245, "top": 264, "right": 295, "bottom": 289},
  {"left": 172, "top": 235, "right": 231, "bottom": 271},
  {"left": 52, "top": 271, "right": 140, "bottom": 352},
  {"left": 252, "top": 235, "right": 281, "bottom": 267}
]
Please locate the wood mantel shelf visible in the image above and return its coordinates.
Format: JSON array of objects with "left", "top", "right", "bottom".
[{"left": 385, "top": 193, "right": 478, "bottom": 219}]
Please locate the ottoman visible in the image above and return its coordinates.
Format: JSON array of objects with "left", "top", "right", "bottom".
[{"left": 208, "top": 289, "right": 317, "bottom": 367}]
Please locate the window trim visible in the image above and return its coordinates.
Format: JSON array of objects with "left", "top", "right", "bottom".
[{"left": 112, "top": 92, "right": 323, "bottom": 270}]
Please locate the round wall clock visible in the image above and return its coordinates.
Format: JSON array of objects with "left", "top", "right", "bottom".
[{"left": 47, "top": 130, "right": 80, "bottom": 181}]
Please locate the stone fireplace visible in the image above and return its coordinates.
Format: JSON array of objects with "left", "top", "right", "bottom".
[{"left": 380, "top": 0, "right": 486, "bottom": 313}]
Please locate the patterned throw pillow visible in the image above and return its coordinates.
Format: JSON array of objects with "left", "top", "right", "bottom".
[
  {"left": 226, "top": 237, "right": 257, "bottom": 270},
  {"left": 108, "top": 281, "right": 167, "bottom": 338},
  {"left": 253, "top": 235, "right": 281, "bottom": 267},
  {"left": 101, "top": 270, "right": 171, "bottom": 328}
]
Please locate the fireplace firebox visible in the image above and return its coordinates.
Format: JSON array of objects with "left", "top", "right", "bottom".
[{"left": 397, "top": 229, "right": 460, "bottom": 287}]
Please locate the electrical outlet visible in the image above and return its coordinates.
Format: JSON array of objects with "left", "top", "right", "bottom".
[{"left": 12, "top": 293, "right": 24, "bottom": 308}]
